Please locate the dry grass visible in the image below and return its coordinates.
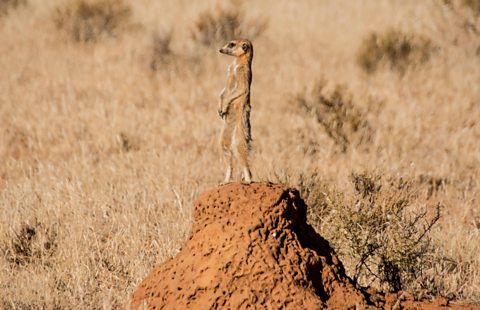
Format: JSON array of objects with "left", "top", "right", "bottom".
[{"left": 0, "top": 0, "right": 479, "bottom": 308}]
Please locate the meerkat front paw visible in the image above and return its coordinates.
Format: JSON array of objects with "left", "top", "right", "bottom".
[{"left": 218, "top": 109, "right": 227, "bottom": 119}]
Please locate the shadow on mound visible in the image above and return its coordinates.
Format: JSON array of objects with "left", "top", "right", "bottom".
[{"left": 130, "top": 182, "right": 475, "bottom": 309}]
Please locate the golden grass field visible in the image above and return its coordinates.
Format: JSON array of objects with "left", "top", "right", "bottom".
[{"left": 1, "top": 0, "right": 479, "bottom": 308}]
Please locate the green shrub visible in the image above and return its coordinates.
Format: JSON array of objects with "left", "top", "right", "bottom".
[
  {"left": 301, "top": 172, "right": 442, "bottom": 293},
  {"left": 357, "top": 29, "right": 433, "bottom": 74},
  {"left": 191, "top": 6, "right": 267, "bottom": 46},
  {"left": 54, "top": 0, "right": 132, "bottom": 43}
]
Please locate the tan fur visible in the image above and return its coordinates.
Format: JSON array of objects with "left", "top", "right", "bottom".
[{"left": 218, "top": 39, "right": 253, "bottom": 184}]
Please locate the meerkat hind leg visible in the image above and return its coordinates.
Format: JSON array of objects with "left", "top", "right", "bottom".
[
  {"left": 242, "top": 166, "right": 252, "bottom": 184},
  {"left": 234, "top": 128, "right": 252, "bottom": 184},
  {"left": 223, "top": 149, "right": 233, "bottom": 184}
]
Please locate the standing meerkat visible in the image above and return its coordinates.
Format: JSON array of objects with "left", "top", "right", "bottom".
[{"left": 218, "top": 39, "right": 253, "bottom": 184}]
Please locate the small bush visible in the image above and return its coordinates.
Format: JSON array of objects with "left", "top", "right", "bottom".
[
  {"left": 461, "top": 0, "right": 480, "bottom": 14},
  {"left": 303, "top": 172, "right": 442, "bottom": 293},
  {"left": 442, "top": 0, "right": 480, "bottom": 36},
  {"left": 191, "top": 6, "right": 267, "bottom": 46},
  {"left": 54, "top": 0, "right": 132, "bottom": 43},
  {"left": 293, "top": 80, "right": 373, "bottom": 153},
  {"left": 2, "top": 126, "right": 30, "bottom": 160},
  {"left": 0, "top": 0, "right": 26, "bottom": 16},
  {"left": 3, "top": 220, "right": 57, "bottom": 266},
  {"left": 357, "top": 29, "right": 433, "bottom": 74},
  {"left": 443, "top": 0, "right": 480, "bottom": 15},
  {"left": 118, "top": 131, "right": 140, "bottom": 152},
  {"left": 150, "top": 31, "right": 174, "bottom": 72},
  {"left": 148, "top": 30, "right": 203, "bottom": 77},
  {"left": 418, "top": 174, "right": 448, "bottom": 199}
]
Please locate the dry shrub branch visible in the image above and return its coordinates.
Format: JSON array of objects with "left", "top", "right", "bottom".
[
  {"left": 357, "top": 29, "right": 434, "bottom": 74},
  {"left": 293, "top": 81, "right": 373, "bottom": 153}
]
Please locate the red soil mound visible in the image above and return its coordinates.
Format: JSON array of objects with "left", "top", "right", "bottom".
[{"left": 130, "top": 182, "right": 479, "bottom": 309}]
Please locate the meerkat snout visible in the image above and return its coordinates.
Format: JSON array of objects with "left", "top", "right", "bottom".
[{"left": 219, "top": 42, "right": 233, "bottom": 55}]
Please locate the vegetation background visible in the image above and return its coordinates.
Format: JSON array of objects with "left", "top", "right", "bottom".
[{"left": 0, "top": 0, "right": 479, "bottom": 308}]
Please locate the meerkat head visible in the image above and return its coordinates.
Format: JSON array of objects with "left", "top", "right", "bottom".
[{"left": 219, "top": 39, "right": 253, "bottom": 60}]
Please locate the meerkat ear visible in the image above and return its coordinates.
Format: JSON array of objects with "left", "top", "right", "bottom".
[{"left": 242, "top": 43, "right": 249, "bottom": 52}]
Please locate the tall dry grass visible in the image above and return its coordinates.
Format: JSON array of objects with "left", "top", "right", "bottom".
[{"left": 0, "top": 0, "right": 479, "bottom": 308}]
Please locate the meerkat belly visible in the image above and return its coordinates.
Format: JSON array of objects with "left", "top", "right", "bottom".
[{"left": 228, "top": 99, "right": 247, "bottom": 121}]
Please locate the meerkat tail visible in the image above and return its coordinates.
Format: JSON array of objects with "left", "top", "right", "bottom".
[
  {"left": 242, "top": 107, "right": 252, "bottom": 147},
  {"left": 220, "top": 121, "right": 234, "bottom": 184}
]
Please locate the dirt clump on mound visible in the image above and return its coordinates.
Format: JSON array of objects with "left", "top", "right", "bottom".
[{"left": 130, "top": 182, "right": 478, "bottom": 309}]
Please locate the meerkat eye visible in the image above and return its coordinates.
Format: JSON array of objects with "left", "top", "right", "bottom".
[{"left": 228, "top": 42, "right": 235, "bottom": 48}]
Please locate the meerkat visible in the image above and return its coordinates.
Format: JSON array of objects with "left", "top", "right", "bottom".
[{"left": 218, "top": 39, "right": 253, "bottom": 184}]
